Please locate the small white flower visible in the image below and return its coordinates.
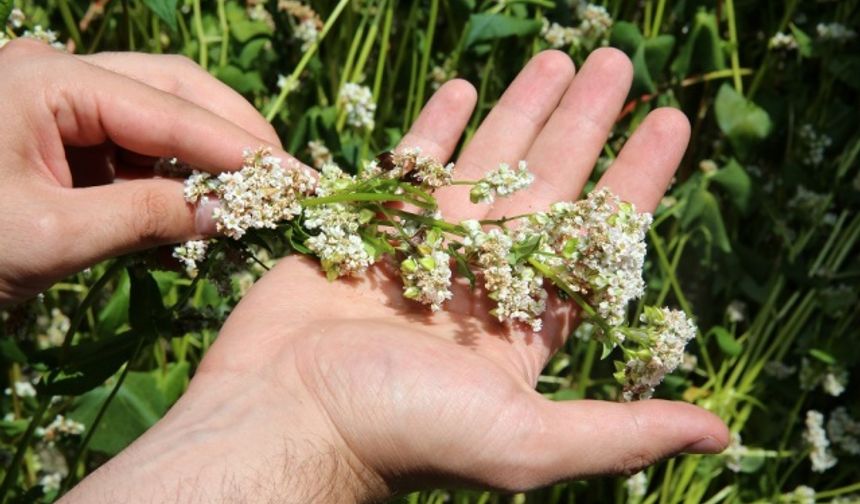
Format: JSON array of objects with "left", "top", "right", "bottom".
[
  {"left": 400, "top": 232, "right": 453, "bottom": 311},
  {"left": 724, "top": 432, "right": 749, "bottom": 472},
  {"left": 827, "top": 407, "right": 860, "bottom": 455},
  {"left": 763, "top": 361, "right": 796, "bottom": 380},
  {"left": 624, "top": 471, "right": 648, "bottom": 501},
  {"left": 726, "top": 300, "right": 746, "bottom": 323},
  {"left": 470, "top": 161, "right": 534, "bottom": 204},
  {"left": 39, "top": 473, "right": 63, "bottom": 493},
  {"left": 173, "top": 240, "right": 209, "bottom": 278},
  {"left": 338, "top": 83, "right": 377, "bottom": 131},
  {"left": 804, "top": 410, "right": 837, "bottom": 473},
  {"left": 817, "top": 22, "right": 857, "bottom": 42},
  {"left": 307, "top": 140, "right": 333, "bottom": 169},
  {"left": 622, "top": 308, "right": 697, "bottom": 401},
  {"left": 9, "top": 8, "right": 25, "bottom": 28},
  {"left": 781, "top": 486, "right": 815, "bottom": 504},
  {"left": 822, "top": 369, "right": 848, "bottom": 397},
  {"left": 769, "top": 31, "right": 798, "bottom": 51}
]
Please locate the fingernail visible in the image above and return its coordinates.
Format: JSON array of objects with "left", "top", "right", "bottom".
[
  {"left": 195, "top": 196, "right": 220, "bottom": 236},
  {"left": 682, "top": 436, "right": 725, "bottom": 454}
]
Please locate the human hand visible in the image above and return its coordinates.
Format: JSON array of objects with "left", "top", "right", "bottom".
[
  {"left": 66, "top": 49, "right": 729, "bottom": 502},
  {"left": 0, "top": 39, "right": 296, "bottom": 306}
]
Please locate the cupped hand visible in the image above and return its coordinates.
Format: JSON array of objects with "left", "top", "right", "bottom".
[
  {"left": 0, "top": 39, "right": 296, "bottom": 306},
  {"left": 67, "top": 49, "right": 728, "bottom": 503}
]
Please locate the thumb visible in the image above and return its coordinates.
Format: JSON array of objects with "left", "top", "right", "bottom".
[
  {"left": 62, "top": 178, "right": 218, "bottom": 267},
  {"left": 509, "top": 398, "right": 729, "bottom": 490}
]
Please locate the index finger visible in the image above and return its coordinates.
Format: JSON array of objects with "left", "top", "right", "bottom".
[{"left": 54, "top": 55, "right": 306, "bottom": 175}]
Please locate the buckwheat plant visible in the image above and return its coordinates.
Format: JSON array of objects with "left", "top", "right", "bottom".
[{"left": 175, "top": 147, "right": 697, "bottom": 401}]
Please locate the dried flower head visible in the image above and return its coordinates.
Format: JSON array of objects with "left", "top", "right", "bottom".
[{"left": 400, "top": 230, "right": 453, "bottom": 311}]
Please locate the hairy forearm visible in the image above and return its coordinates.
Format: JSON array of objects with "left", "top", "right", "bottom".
[{"left": 61, "top": 372, "right": 385, "bottom": 503}]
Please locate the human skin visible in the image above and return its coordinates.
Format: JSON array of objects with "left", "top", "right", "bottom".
[{"left": 0, "top": 39, "right": 729, "bottom": 502}]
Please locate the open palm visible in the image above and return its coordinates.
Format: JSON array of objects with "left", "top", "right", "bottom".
[{"left": 190, "top": 49, "right": 728, "bottom": 499}]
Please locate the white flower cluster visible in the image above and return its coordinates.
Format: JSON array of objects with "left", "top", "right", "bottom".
[
  {"left": 780, "top": 486, "right": 815, "bottom": 504},
  {"left": 23, "top": 25, "right": 65, "bottom": 50},
  {"left": 541, "top": 18, "right": 579, "bottom": 49},
  {"left": 540, "top": 3, "right": 612, "bottom": 49},
  {"left": 724, "top": 431, "right": 749, "bottom": 472},
  {"left": 183, "top": 147, "right": 313, "bottom": 240},
  {"left": 4, "top": 379, "right": 36, "bottom": 398},
  {"left": 525, "top": 188, "right": 652, "bottom": 328},
  {"left": 769, "top": 32, "right": 798, "bottom": 51},
  {"left": 304, "top": 165, "right": 376, "bottom": 279},
  {"left": 279, "top": 0, "right": 323, "bottom": 51},
  {"left": 394, "top": 147, "right": 455, "bottom": 189},
  {"left": 339, "top": 83, "right": 377, "bottom": 131},
  {"left": 463, "top": 221, "right": 547, "bottom": 331},
  {"left": 8, "top": 8, "right": 25, "bottom": 28},
  {"left": 763, "top": 360, "right": 797, "bottom": 380},
  {"left": 828, "top": 407, "right": 860, "bottom": 455},
  {"left": 37, "top": 308, "right": 70, "bottom": 349},
  {"left": 817, "top": 22, "right": 857, "bottom": 42},
  {"left": 620, "top": 307, "right": 697, "bottom": 401},
  {"left": 822, "top": 369, "right": 848, "bottom": 397},
  {"left": 798, "top": 124, "right": 832, "bottom": 166},
  {"left": 576, "top": 3, "right": 613, "bottom": 41},
  {"left": 624, "top": 471, "right": 648, "bottom": 501},
  {"left": 470, "top": 161, "right": 534, "bottom": 203},
  {"left": 308, "top": 140, "right": 333, "bottom": 169},
  {"left": 430, "top": 59, "right": 457, "bottom": 90},
  {"left": 173, "top": 240, "right": 209, "bottom": 278},
  {"left": 39, "top": 473, "right": 62, "bottom": 494},
  {"left": 804, "top": 410, "right": 838, "bottom": 473},
  {"left": 789, "top": 185, "right": 829, "bottom": 213},
  {"left": 400, "top": 231, "right": 453, "bottom": 311},
  {"left": 725, "top": 299, "right": 746, "bottom": 323},
  {"left": 36, "top": 415, "right": 85, "bottom": 443}
]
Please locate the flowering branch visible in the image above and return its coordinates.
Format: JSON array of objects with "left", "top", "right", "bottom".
[{"left": 172, "top": 146, "right": 697, "bottom": 401}]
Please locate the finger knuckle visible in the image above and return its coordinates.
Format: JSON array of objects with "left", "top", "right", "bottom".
[
  {"left": 0, "top": 38, "right": 50, "bottom": 61},
  {"left": 613, "top": 451, "right": 657, "bottom": 476},
  {"left": 132, "top": 188, "right": 172, "bottom": 244}
]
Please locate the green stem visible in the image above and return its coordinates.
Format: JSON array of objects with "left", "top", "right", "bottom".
[
  {"left": 57, "top": 0, "right": 83, "bottom": 49},
  {"left": 217, "top": 0, "right": 229, "bottom": 68},
  {"left": 192, "top": 0, "right": 207, "bottom": 69},
  {"left": 266, "top": 0, "right": 352, "bottom": 122},
  {"left": 724, "top": 0, "right": 743, "bottom": 93},
  {"left": 60, "top": 333, "right": 147, "bottom": 494},
  {"left": 411, "top": 0, "right": 439, "bottom": 123},
  {"left": 301, "top": 192, "right": 434, "bottom": 209}
]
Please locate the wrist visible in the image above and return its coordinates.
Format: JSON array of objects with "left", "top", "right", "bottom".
[{"left": 64, "top": 367, "right": 388, "bottom": 503}]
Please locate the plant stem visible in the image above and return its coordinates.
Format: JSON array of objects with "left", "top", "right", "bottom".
[
  {"left": 192, "top": 0, "right": 207, "bottom": 68},
  {"left": 266, "top": 0, "right": 352, "bottom": 122},
  {"left": 411, "top": 0, "right": 439, "bottom": 123},
  {"left": 724, "top": 0, "right": 743, "bottom": 93},
  {"left": 57, "top": 0, "right": 83, "bottom": 49}
]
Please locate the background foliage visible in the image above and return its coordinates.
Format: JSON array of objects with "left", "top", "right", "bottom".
[{"left": 1, "top": 0, "right": 859, "bottom": 502}]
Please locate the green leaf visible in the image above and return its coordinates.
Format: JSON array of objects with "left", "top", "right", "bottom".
[
  {"left": 230, "top": 19, "right": 273, "bottom": 43},
  {"left": 509, "top": 234, "right": 542, "bottom": 264},
  {"left": 714, "top": 83, "right": 772, "bottom": 159},
  {"left": 142, "top": 0, "right": 177, "bottom": 31},
  {"left": 609, "top": 21, "right": 643, "bottom": 54},
  {"left": 789, "top": 23, "right": 813, "bottom": 58},
  {"left": 34, "top": 331, "right": 141, "bottom": 396},
  {"left": 643, "top": 35, "right": 675, "bottom": 77},
  {"left": 67, "top": 369, "right": 176, "bottom": 455},
  {"left": 0, "top": 337, "right": 27, "bottom": 364},
  {"left": 214, "top": 65, "right": 266, "bottom": 94},
  {"left": 683, "top": 187, "right": 732, "bottom": 252},
  {"left": 671, "top": 9, "right": 726, "bottom": 78},
  {"left": 0, "top": 0, "right": 12, "bottom": 27},
  {"left": 97, "top": 271, "right": 130, "bottom": 338},
  {"left": 464, "top": 13, "right": 542, "bottom": 49},
  {"left": 238, "top": 38, "right": 270, "bottom": 69},
  {"left": 0, "top": 419, "right": 29, "bottom": 437},
  {"left": 128, "top": 267, "right": 168, "bottom": 339},
  {"left": 809, "top": 348, "right": 837, "bottom": 366},
  {"left": 712, "top": 327, "right": 742, "bottom": 356},
  {"left": 710, "top": 158, "right": 753, "bottom": 213},
  {"left": 630, "top": 44, "right": 657, "bottom": 95}
]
